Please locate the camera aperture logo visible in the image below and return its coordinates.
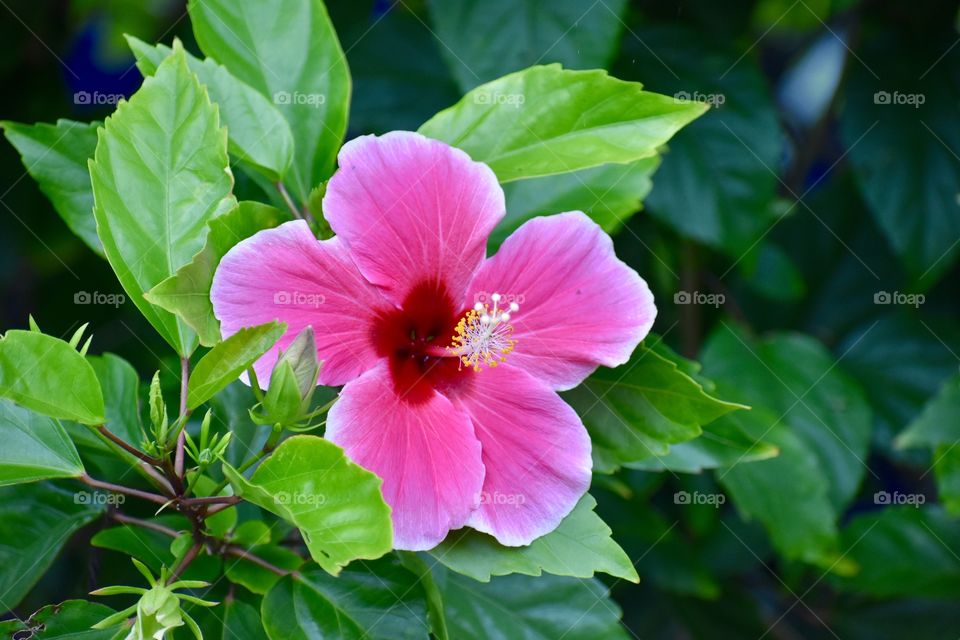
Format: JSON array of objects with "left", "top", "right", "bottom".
[
  {"left": 273, "top": 290, "right": 325, "bottom": 308},
  {"left": 74, "top": 291, "right": 125, "bottom": 308}
]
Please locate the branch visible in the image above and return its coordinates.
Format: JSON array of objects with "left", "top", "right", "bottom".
[
  {"left": 96, "top": 425, "right": 161, "bottom": 465},
  {"left": 111, "top": 512, "right": 179, "bottom": 538},
  {"left": 223, "top": 546, "right": 296, "bottom": 577},
  {"left": 181, "top": 495, "right": 241, "bottom": 507},
  {"left": 169, "top": 540, "right": 202, "bottom": 582},
  {"left": 81, "top": 474, "right": 169, "bottom": 506}
]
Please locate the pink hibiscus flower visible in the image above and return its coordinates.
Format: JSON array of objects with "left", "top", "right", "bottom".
[{"left": 211, "top": 131, "right": 656, "bottom": 550}]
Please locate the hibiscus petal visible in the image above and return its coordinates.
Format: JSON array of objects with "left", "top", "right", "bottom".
[
  {"left": 467, "top": 211, "right": 656, "bottom": 390},
  {"left": 326, "top": 363, "right": 485, "bottom": 551},
  {"left": 324, "top": 131, "right": 505, "bottom": 305},
  {"left": 211, "top": 220, "right": 388, "bottom": 386},
  {"left": 450, "top": 365, "right": 592, "bottom": 546}
]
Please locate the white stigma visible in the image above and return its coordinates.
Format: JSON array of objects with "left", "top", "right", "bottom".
[{"left": 449, "top": 292, "right": 519, "bottom": 371}]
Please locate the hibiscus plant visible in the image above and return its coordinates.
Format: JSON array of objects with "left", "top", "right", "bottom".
[{"left": 0, "top": 1, "right": 805, "bottom": 638}]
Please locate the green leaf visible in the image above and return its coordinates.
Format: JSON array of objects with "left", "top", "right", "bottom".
[
  {"left": 895, "top": 375, "right": 960, "bottom": 450},
  {"left": 831, "top": 507, "right": 960, "bottom": 598},
  {"left": 1, "top": 119, "right": 103, "bottom": 256},
  {"left": 563, "top": 338, "right": 745, "bottom": 473},
  {"left": 492, "top": 157, "right": 660, "bottom": 249},
  {"left": 436, "top": 569, "right": 630, "bottom": 640},
  {"left": 632, "top": 414, "right": 779, "bottom": 473},
  {"left": 429, "top": 494, "right": 637, "bottom": 583},
  {"left": 615, "top": 25, "right": 784, "bottom": 257},
  {"left": 397, "top": 552, "right": 449, "bottom": 640},
  {"left": 223, "top": 598, "right": 268, "bottom": 640},
  {"left": 419, "top": 64, "right": 706, "bottom": 182},
  {"left": 146, "top": 201, "right": 285, "bottom": 347},
  {"left": 91, "top": 520, "right": 181, "bottom": 574},
  {"left": 0, "top": 400, "right": 84, "bottom": 485},
  {"left": 189, "top": 0, "right": 350, "bottom": 201},
  {"left": 701, "top": 322, "right": 872, "bottom": 510},
  {"left": 187, "top": 321, "right": 286, "bottom": 409},
  {"left": 934, "top": 444, "right": 960, "bottom": 515},
  {"left": 0, "top": 600, "right": 124, "bottom": 639},
  {"left": 427, "top": 0, "right": 628, "bottom": 90},
  {"left": 715, "top": 407, "right": 841, "bottom": 567},
  {"left": 224, "top": 544, "right": 302, "bottom": 595},
  {"left": 261, "top": 557, "right": 430, "bottom": 640},
  {"left": 841, "top": 26, "right": 960, "bottom": 286},
  {"left": 126, "top": 36, "right": 295, "bottom": 182},
  {"left": 0, "top": 483, "right": 104, "bottom": 612},
  {"left": 0, "top": 330, "right": 105, "bottom": 424},
  {"left": 89, "top": 42, "right": 235, "bottom": 356},
  {"left": 223, "top": 435, "right": 392, "bottom": 575}
]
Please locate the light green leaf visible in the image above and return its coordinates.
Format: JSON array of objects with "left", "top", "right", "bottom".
[
  {"left": 261, "top": 557, "right": 430, "bottom": 640},
  {"left": 429, "top": 494, "right": 637, "bottom": 583},
  {"left": 563, "top": 338, "right": 745, "bottom": 473},
  {"left": 419, "top": 64, "right": 706, "bottom": 182},
  {"left": 0, "top": 483, "right": 104, "bottom": 612},
  {"left": 0, "top": 330, "right": 104, "bottom": 424},
  {"left": 0, "top": 600, "right": 123, "bottom": 639},
  {"left": 616, "top": 24, "right": 784, "bottom": 257},
  {"left": 830, "top": 506, "right": 960, "bottom": 598},
  {"left": 146, "top": 201, "right": 285, "bottom": 347},
  {"left": 427, "top": 0, "right": 628, "bottom": 90},
  {"left": 436, "top": 569, "right": 630, "bottom": 640},
  {"left": 493, "top": 157, "right": 659, "bottom": 249},
  {"left": 223, "top": 435, "right": 392, "bottom": 575},
  {"left": 187, "top": 321, "right": 286, "bottom": 409},
  {"left": 126, "top": 36, "right": 295, "bottom": 182},
  {"left": 1, "top": 119, "right": 103, "bottom": 256},
  {"left": 89, "top": 42, "right": 235, "bottom": 356},
  {"left": 0, "top": 400, "right": 83, "bottom": 485},
  {"left": 189, "top": 0, "right": 350, "bottom": 202}
]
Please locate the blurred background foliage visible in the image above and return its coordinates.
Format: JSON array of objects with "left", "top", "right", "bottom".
[{"left": 1, "top": 0, "right": 959, "bottom": 638}]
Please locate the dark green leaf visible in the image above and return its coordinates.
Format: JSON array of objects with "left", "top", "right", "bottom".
[
  {"left": 223, "top": 598, "right": 267, "bottom": 640},
  {"left": 564, "top": 338, "right": 745, "bottom": 473},
  {"left": 1, "top": 119, "right": 103, "bottom": 256},
  {"left": 419, "top": 64, "right": 706, "bottom": 182},
  {"left": 261, "top": 557, "right": 430, "bottom": 640},
  {"left": 225, "top": 545, "right": 303, "bottom": 595},
  {"left": 0, "top": 400, "right": 83, "bottom": 485},
  {"left": 0, "top": 483, "right": 103, "bottom": 612},
  {"left": 0, "top": 600, "right": 124, "bottom": 639},
  {"left": 428, "top": 0, "right": 628, "bottom": 90}
]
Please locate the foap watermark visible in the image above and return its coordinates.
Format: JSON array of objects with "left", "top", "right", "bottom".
[
  {"left": 74, "top": 291, "right": 125, "bottom": 308},
  {"left": 273, "top": 491, "right": 327, "bottom": 507},
  {"left": 478, "top": 491, "right": 526, "bottom": 508},
  {"left": 674, "top": 490, "right": 726, "bottom": 508},
  {"left": 874, "top": 490, "right": 925, "bottom": 507},
  {"left": 473, "top": 91, "right": 524, "bottom": 108},
  {"left": 273, "top": 91, "right": 326, "bottom": 108},
  {"left": 473, "top": 291, "right": 525, "bottom": 306},
  {"left": 874, "top": 290, "right": 924, "bottom": 308},
  {"left": 674, "top": 290, "right": 724, "bottom": 308},
  {"left": 74, "top": 90, "right": 123, "bottom": 106},
  {"left": 674, "top": 90, "right": 726, "bottom": 107},
  {"left": 873, "top": 90, "right": 925, "bottom": 108},
  {"left": 74, "top": 491, "right": 125, "bottom": 506},
  {"left": 273, "top": 291, "right": 325, "bottom": 308}
]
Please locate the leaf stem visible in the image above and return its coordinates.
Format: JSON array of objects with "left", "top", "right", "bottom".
[
  {"left": 181, "top": 495, "right": 241, "bottom": 507},
  {"left": 175, "top": 356, "right": 189, "bottom": 479},
  {"left": 110, "top": 512, "right": 179, "bottom": 538},
  {"left": 95, "top": 425, "right": 162, "bottom": 465},
  {"left": 169, "top": 541, "right": 203, "bottom": 582},
  {"left": 276, "top": 182, "right": 305, "bottom": 221},
  {"left": 223, "top": 545, "right": 296, "bottom": 577}
]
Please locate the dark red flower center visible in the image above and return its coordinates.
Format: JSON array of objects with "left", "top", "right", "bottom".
[{"left": 371, "top": 281, "right": 470, "bottom": 404}]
